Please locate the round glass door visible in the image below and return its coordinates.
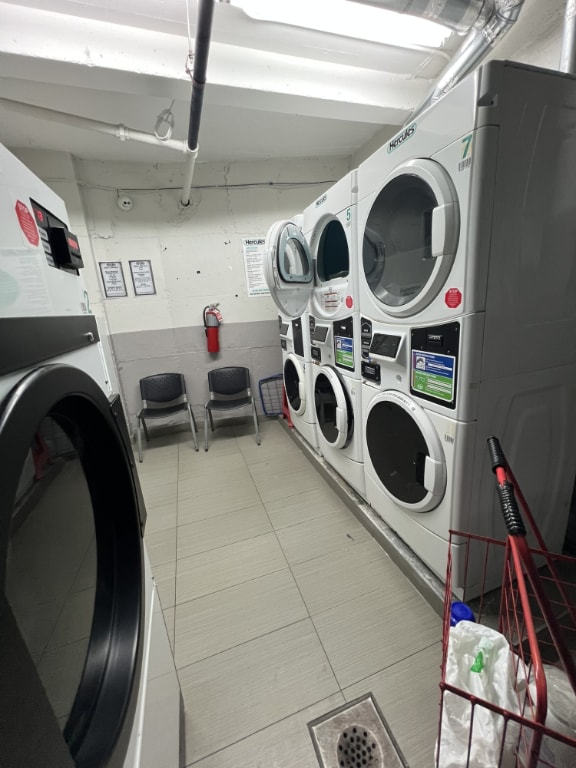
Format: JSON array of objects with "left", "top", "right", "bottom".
[
  {"left": 366, "top": 391, "right": 446, "bottom": 511},
  {"left": 283, "top": 355, "right": 306, "bottom": 417},
  {"left": 314, "top": 367, "right": 352, "bottom": 449},
  {"left": 264, "top": 219, "right": 313, "bottom": 318},
  {"left": 362, "top": 159, "right": 459, "bottom": 317},
  {"left": 0, "top": 365, "right": 144, "bottom": 768}
]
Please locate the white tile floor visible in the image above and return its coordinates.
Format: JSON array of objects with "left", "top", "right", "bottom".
[{"left": 137, "top": 419, "right": 443, "bottom": 768}]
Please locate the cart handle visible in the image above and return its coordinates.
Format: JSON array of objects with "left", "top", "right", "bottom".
[
  {"left": 487, "top": 435, "right": 576, "bottom": 700},
  {"left": 487, "top": 436, "right": 526, "bottom": 535}
]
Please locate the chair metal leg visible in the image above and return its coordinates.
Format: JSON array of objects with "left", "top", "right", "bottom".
[
  {"left": 188, "top": 405, "right": 199, "bottom": 452},
  {"left": 137, "top": 420, "right": 143, "bottom": 462},
  {"left": 252, "top": 398, "right": 261, "bottom": 445},
  {"left": 204, "top": 405, "right": 209, "bottom": 451}
]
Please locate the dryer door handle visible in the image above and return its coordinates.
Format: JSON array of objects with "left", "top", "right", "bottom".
[
  {"left": 423, "top": 455, "right": 445, "bottom": 497},
  {"left": 336, "top": 405, "right": 347, "bottom": 439},
  {"left": 431, "top": 202, "right": 458, "bottom": 259}
]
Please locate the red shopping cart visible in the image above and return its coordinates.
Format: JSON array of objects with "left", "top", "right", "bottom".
[{"left": 436, "top": 436, "right": 576, "bottom": 768}]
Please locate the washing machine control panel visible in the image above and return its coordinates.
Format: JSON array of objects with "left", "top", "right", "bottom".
[
  {"left": 361, "top": 317, "right": 372, "bottom": 360},
  {"left": 370, "top": 334, "right": 401, "bottom": 359},
  {"left": 410, "top": 321, "right": 460, "bottom": 409},
  {"left": 361, "top": 360, "right": 381, "bottom": 383},
  {"left": 292, "top": 318, "right": 304, "bottom": 357}
]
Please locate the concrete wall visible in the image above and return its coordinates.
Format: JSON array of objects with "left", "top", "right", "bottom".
[{"left": 14, "top": 148, "right": 349, "bottom": 429}]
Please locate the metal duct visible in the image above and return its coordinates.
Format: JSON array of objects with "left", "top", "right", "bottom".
[
  {"left": 347, "top": 1, "right": 524, "bottom": 122},
  {"left": 409, "top": 0, "right": 524, "bottom": 121},
  {"left": 560, "top": 0, "right": 576, "bottom": 74},
  {"left": 346, "top": 0, "right": 495, "bottom": 34}
]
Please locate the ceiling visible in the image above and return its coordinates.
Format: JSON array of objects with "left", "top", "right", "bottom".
[{"left": 0, "top": 0, "right": 568, "bottom": 165}]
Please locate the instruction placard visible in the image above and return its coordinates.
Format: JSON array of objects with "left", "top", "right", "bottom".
[
  {"left": 335, "top": 336, "right": 354, "bottom": 369},
  {"left": 412, "top": 350, "right": 455, "bottom": 403},
  {"left": 242, "top": 237, "right": 269, "bottom": 297},
  {"left": 129, "top": 260, "right": 156, "bottom": 296},
  {"left": 99, "top": 261, "right": 127, "bottom": 298}
]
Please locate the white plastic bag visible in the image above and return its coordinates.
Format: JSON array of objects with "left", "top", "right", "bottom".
[
  {"left": 437, "top": 621, "right": 519, "bottom": 768},
  {"left": 518, "top": 664, "right": 576, "bottom": 768}
]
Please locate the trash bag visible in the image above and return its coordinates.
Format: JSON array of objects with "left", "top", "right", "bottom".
[
  {"left": 518, "top": 664, "right": 576, "bottom": 768},
  {"left": 437, "top": 621, "right": 520, "bottom": 768}
]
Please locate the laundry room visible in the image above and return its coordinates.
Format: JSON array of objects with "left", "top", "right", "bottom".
[{"left": 1, "top": 2, "right": 576, "bottom": 768}]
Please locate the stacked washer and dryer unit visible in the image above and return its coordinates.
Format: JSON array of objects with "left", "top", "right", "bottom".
[
  {"left": 359, "top": 60, "right": 576, "bottom": 588},
  {"left": 0, "top": 144, "right": 182, "bottom": 767},
  {"left": 265, "top": 171, "right": 365, "bottom": 497},
  {"left": 265, "top": 214, "right": 319, "bottom": 451}
]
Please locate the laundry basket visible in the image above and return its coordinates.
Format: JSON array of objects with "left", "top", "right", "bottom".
[{"left": 258, "top": 374, "right": 284, "bottom": 416}]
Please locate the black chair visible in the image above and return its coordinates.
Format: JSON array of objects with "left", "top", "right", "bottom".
[
  {"left": 204, "top": 366, "right": 261, "bottom": 451},
  {"left": 137, "top": 373, "right": 198, "bottom": 462}
]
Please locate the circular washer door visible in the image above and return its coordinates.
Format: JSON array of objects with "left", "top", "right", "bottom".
[
  {"left": 313, "top": 366, "right": 353, "bottom": 450},
  {"left": 283, "top": 354, "right": 307, "bottom": 417},
  {"left": 312, "top": 215, "right": 349, "bottom": 283},
  {"left": 0, "top": 364, "right": 144, "bottom": 768},
  {"left": 365, "top": 390, "right": 446, "bottom": 512},
  {"left": 264, "top": 219, "right": 313, "bottom": 318},
  {"left": 362, "top": 159, "right": 459, "bottom": 318}
]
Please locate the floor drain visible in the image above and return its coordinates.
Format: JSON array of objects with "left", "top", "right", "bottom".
[
  {"left": 308, "top": 693, "right": 407, "bottom": 768},
  {"left": 337, "top": 725, "right": 380, "bottom": 767}
]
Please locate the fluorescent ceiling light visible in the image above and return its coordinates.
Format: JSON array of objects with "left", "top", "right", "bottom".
[{"left": 230, "top": 0, "right": 452, "bottom": 49}]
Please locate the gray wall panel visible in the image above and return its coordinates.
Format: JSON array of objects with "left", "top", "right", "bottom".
[{"left": 112, "top": 320, "right": 282, "bottom": 432}]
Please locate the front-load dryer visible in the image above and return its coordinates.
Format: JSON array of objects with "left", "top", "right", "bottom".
[
  {"left": 304, "top": 170, "right": 360, "bottom": 320},
  {"left": 361, "top": 317, "right": 576, "bottom": 591},
  {"left": 358, "top": 60, "right": 576, "bottom": 378},
  {"left": 313, "top": 364, "right": 364, "bottom": 498}
]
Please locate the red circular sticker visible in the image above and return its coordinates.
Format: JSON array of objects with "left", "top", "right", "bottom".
[
  {"left": 445, "top": 288, "right": 462, "bottom": 309},
  {"left": 15, "top": 200, "right": 39, "bottom": 246},
  {"left": 345, "top": 295, "right": 353, "bottom": 309}
]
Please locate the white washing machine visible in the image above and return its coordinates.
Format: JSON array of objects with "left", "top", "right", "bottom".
[
  {"left": 312, "top": 362, "right": 365, "bottom": 498},
  {"left": 309, "top": 312, "right": 364, "bottom": 498},
  {"left": 0, "top": 143, "right": 181, "bottom": 768},
  {"left": 357, "top": 60, "right": 576, "bottom": 378},
  {"left": 265, "top": 215, "right": 319, "bottom": 450},
  {"left": 360, "top": 316, "right": 576, "bottom": 590}
]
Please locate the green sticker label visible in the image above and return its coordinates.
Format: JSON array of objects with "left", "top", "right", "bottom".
[
  {"left": 412, "top": 351, "right": 455, "bottom": 403},
  {"left": 335, "top": 336, "right": 354, "bottom": 369}
]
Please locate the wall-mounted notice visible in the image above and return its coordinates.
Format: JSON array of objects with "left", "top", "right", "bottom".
[
  {"left": 99, "top": 261, "right": 127, "bottom": 298},
  {"left": 129, "top": 259, "right": 156, "bottom": 296},
  {"left": 242, "top": 237, "right": 269, "bottom": 297}
]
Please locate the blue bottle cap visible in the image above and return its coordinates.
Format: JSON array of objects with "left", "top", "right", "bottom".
[{"left": 450, "top": 601, "right": 475, "bottom": 627}]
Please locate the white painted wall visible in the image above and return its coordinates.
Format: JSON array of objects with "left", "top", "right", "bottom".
[
  {"left": 14, "top": 148, "right": 349, "bottom": 334},
  {"left": 74, "top": 155, "right": 349, "bottom": 334},
  {"left": 12, "top": 147, "right": 350, "bottom": 425}
]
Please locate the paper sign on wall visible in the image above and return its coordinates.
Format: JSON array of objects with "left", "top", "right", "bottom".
[
  {"left": 129, "top": 260, "right": 156, "bottom": 296},
  {"left": 242, "top": 237, "right": 269, "bottom": 297},
  {"left": 99, "top": 261, "right": 127, "bottom": 298}
]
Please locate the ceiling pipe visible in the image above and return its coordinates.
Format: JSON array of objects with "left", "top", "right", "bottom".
[
  {"left": 409, "top": 0, "right": 524, "bottom": 121},
  {"left": 0, "top": 97, "right": 190, "bottom": 153},
  {"left": 181, "top": 0, "right": 216, "bottom": 208},
  {"left": 560, "top": 0, "right": 576, "bottom": 74}
]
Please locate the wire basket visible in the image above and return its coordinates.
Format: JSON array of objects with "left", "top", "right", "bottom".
[
  {"left": 436, "top": 437, "right": 576, "bottom": 768},
  {"left": 258, "top": 374, "right": 284, "bottom": 416}
]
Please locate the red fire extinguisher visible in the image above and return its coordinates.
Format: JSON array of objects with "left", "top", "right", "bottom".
[{"left": 203, "top": 304, "right": 222, "bottom": 353}]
